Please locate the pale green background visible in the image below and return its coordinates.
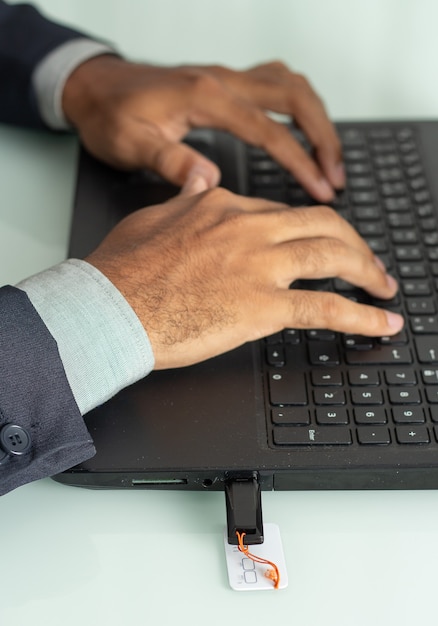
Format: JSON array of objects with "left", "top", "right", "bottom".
[{"left": 1, "top": 3, "right": 438, "bottom": 626}]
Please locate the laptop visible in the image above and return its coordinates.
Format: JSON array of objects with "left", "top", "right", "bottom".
[{"left": 54, "top": 120, "right": 438, "bottom": 492}]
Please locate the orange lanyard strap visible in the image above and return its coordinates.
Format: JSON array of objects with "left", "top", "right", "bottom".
[{"left": 236, "top": 531, "right": 280, "bottom": 589}]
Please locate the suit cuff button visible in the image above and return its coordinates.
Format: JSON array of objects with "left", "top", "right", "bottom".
[{"left": 0, "top": 424, "right": 32, "bottom": 457}]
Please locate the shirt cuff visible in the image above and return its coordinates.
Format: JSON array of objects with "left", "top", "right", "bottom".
[
  {"left": 17, "top": 259, "right": 155, "bottom": 415},
  {"left": 32, "top": 38, "right": 116, "bottom": 130}
]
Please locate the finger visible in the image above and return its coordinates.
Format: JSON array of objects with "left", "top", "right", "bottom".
[
  {"left": 117, "top": 120, "right": 222, "bottom": 188},
  {"left": 179, "top": 170, "right": 211, "bottom": 196},
  {"left": 276, "top": 237, "right": 398, "bottom": 300},
  {"left": 267, "top": 76, "right": 345, "bottom": 189},
  {"left": 213, "top": 62, "right": 345, "bottom": 189},
  {"left": 233, "top": 205, "right": 378, "bottom": 264},
  {"left": 280, "top": 289, "right": 404, "bottom": 337}
]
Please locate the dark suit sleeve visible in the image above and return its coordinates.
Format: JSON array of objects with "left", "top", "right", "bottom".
[
  {"left": 0, "top": 1, "right": 88, "bottom": 128},
  {"left": 0, "top": 286, "right": 95, "bottom": 495}
]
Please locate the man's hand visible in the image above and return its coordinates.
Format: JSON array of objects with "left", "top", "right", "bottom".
[
  {"left": 85, "top": 184, "right": 403, "bottom": 370},
  {"left": 62, "top": 56, "right": 345, "bottom": 202}
]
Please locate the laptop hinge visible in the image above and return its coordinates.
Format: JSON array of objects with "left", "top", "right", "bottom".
[{"left": 225, "top": 472, "right": 264, "bottom": 545}]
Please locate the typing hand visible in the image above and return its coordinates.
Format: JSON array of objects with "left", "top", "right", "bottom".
[
  {"left": 85, "top": 182, "right": 403, "bottom": 370},
  {"left": 62, "top": 56, "right": 344, "bottom": 202}
]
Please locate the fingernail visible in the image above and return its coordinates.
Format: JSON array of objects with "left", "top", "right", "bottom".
[
  {"left": 374, "top": 255, "right": 386, "bottom": 272},
  {"left": 194, "top": 163, "right": 221, "bottom": 187},
  {"left": 332, "top": 162, "right": 346, "bottom": 189},
  {"left": 385, "top": 310, "right": 404, "bottom": 331},
  {"left": 314, "top": 177, "right": 334, "bottom": 201},
  {"left": 181, "top": 169, "right": 210, "bottom": 196},
  {"left": 386, "top": 273, "right": 398, "bottom": 291}
]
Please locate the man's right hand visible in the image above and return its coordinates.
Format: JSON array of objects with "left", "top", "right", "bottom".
[{"left": 85, "top": 184, "right": 404, "bottom": 370}]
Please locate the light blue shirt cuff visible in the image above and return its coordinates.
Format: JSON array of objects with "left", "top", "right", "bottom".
[
  {"left": 17, "top": 259, "right": 155, "bottom": 415},
  {"left": 32, "top": 38, "right": 116, "bottom": 130}
]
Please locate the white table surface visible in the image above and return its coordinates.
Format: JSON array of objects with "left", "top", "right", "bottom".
[{"left": 2, "top": 2, "right": 438, "bottom": 625}]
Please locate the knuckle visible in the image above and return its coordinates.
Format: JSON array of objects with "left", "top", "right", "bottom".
[
  {"left": 318, "top": 292, "right": 343, "bottom": 326},
  {"left": 202, "top": 186, "right": 234, "bottom": 205},
  {"left": 291, "top": 72, "right": 311, "bottom": 89},
  {"left": 193, "top": 187, "right": 238, "bottom": 220},
  {"left": 289, "top": 290, "right": 341, "bottom": 329},
  {"left": 264, "top": 60, "right": 291, "bottom": 74},
  {"left": 311, "top": 204, "right": 340, "bottom": 222},
  {"left": 288, "top": 290, "right": 332, "bottom": 328},
  {"left": 189, "top": 71, "right": 224, "bottom": 97}
]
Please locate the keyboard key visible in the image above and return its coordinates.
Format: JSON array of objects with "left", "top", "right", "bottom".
[
  {"left": 381, "top": 182, "right": 407, "bottom": 196},
  {"left": 313, "top": 389, "right": 346, "bottom": 405},
  {"left": 392, "top": 230, "right": 418, "bottom": 245},
  {"left": 425, "top": 387, "right": 438, "bottom": 403},
  {"left": 251, "top": 159, "right": 280, "bottom": 173},
  {"left": 388, "top": 213, "right": 415, "bottom": 228},
  {"left": 271, "top": 408, "right": 310, "bottom": 425},
  {"left": 351, "top": 389, "right": 384, "bottom": 405},
  {"left": 306, "top": 329, "right": 336, "bottom": 341},
  {"left": 396, "top": 425, "right": 430, "bottom": 444},
  {"left": 308, "top": 342, "right": 340, "bottom": 366},
  {"left": 344, "top": 149, "right": 368, "bottom": 161},
  {"left": 384, "top": 197, "right": 411, "bottom": 212},
  {"left": 346, "top": 346, "right": 412, "bottom": 365},
  {"left": 388, "top": 388, "right": 421, "bottom": 404},
  {"left": 415, "top": 337, "right": 438, "bottom": 363},
  {"left": 377, "top": 167, "right": 403, "bottom": 182},
  {"left": 354, "top": 407, "right": 387, "bottom": 424},
  {"left": 348, "top": 369, "right": 380, "bottom": 385},
  {"left": 311, "top": 370, "right": 343, "bottom": 386},
  {"left": 352, "top": 191, "right": 378, "bottom": 204},
  {"left": 365, "top": 238, "right": 388, "bottom": 253},
  {"left": 421, "top": 369, "right": 438, "bottom": 384},
  {"left": 392, "top": 407, "right": 425, "bottom": 423},
  {"left": 395, "top": 246, "right": 423, "bottom": 261},
  {"left": 407, "top": 298, "right": 436, "bottom": 315},
  {"left": 357, "top": 222, "right": 385, "bottom": 237},
  {"left": 343, "top": 335, "right": 374, "bottom": 350},
  {"left": 416, "top": 203, "right": 434, "bottom": 218},
  {"left": 357, "top": 426, "right": 391, "bottom": 445},
  {"left": 265, "top": 332, "right": 283, "bottom": 344},
  {"left": 379, "top": 330, "right": 408, "bottom": 345},
  {"left": 283, "top": 329, "right": 301, "bottom": 344},
  {"left": 374, "top": 154, "right": 399, "bottom": 167},
  {"left": 316, "top": 408, "right": 349, "bottom": 425},
  {"left": 349, "top": 177, "right": 374, "bottom": 189},
  {"left": 268, "top": 370, "right": 308, "bottom": 405},
  {"left": 411, "top": 316, "right": 438, "bottom": 334},
  {"left": 252, "top": 173, "right": 283, "bottom": 187},
  {"left": 266, "top": 345, "right": 285, "bottom": 367},
  {"left": 353, "top": 206, "right": 380, "bottom": 220},
  {"left": 423, "top": 216, "right": 438, "bottom": 232},
  {"left": 385, "top": 369, "right": 416, "bottom": 385},
  {"left": 398, "top": 263, "right": 427, "bottom": 278},
  {"left": 424, "top": 232, "right": 438, "bottom": 246},
  {"left": 273, "top": 426, "right": 352, "bottom": 446},
  {"left": 347, "top": 163, "right": 371, "bottom": 175}
]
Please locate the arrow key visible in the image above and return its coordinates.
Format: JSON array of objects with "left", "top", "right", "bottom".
[
  {"left": 415, "top": 336, "right": 438, "bottom": 363},
  {"left": 308, "top": 342, "right": 340, "bottom": 366}
]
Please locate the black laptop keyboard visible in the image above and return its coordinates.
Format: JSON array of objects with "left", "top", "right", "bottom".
[{"left": 247, "top": 124, "right": 438, "bottom": 450}]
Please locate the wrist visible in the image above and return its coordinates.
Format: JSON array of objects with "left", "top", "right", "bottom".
[{"left": 62, "top": 53, "right": 126, "bottom": 128}]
